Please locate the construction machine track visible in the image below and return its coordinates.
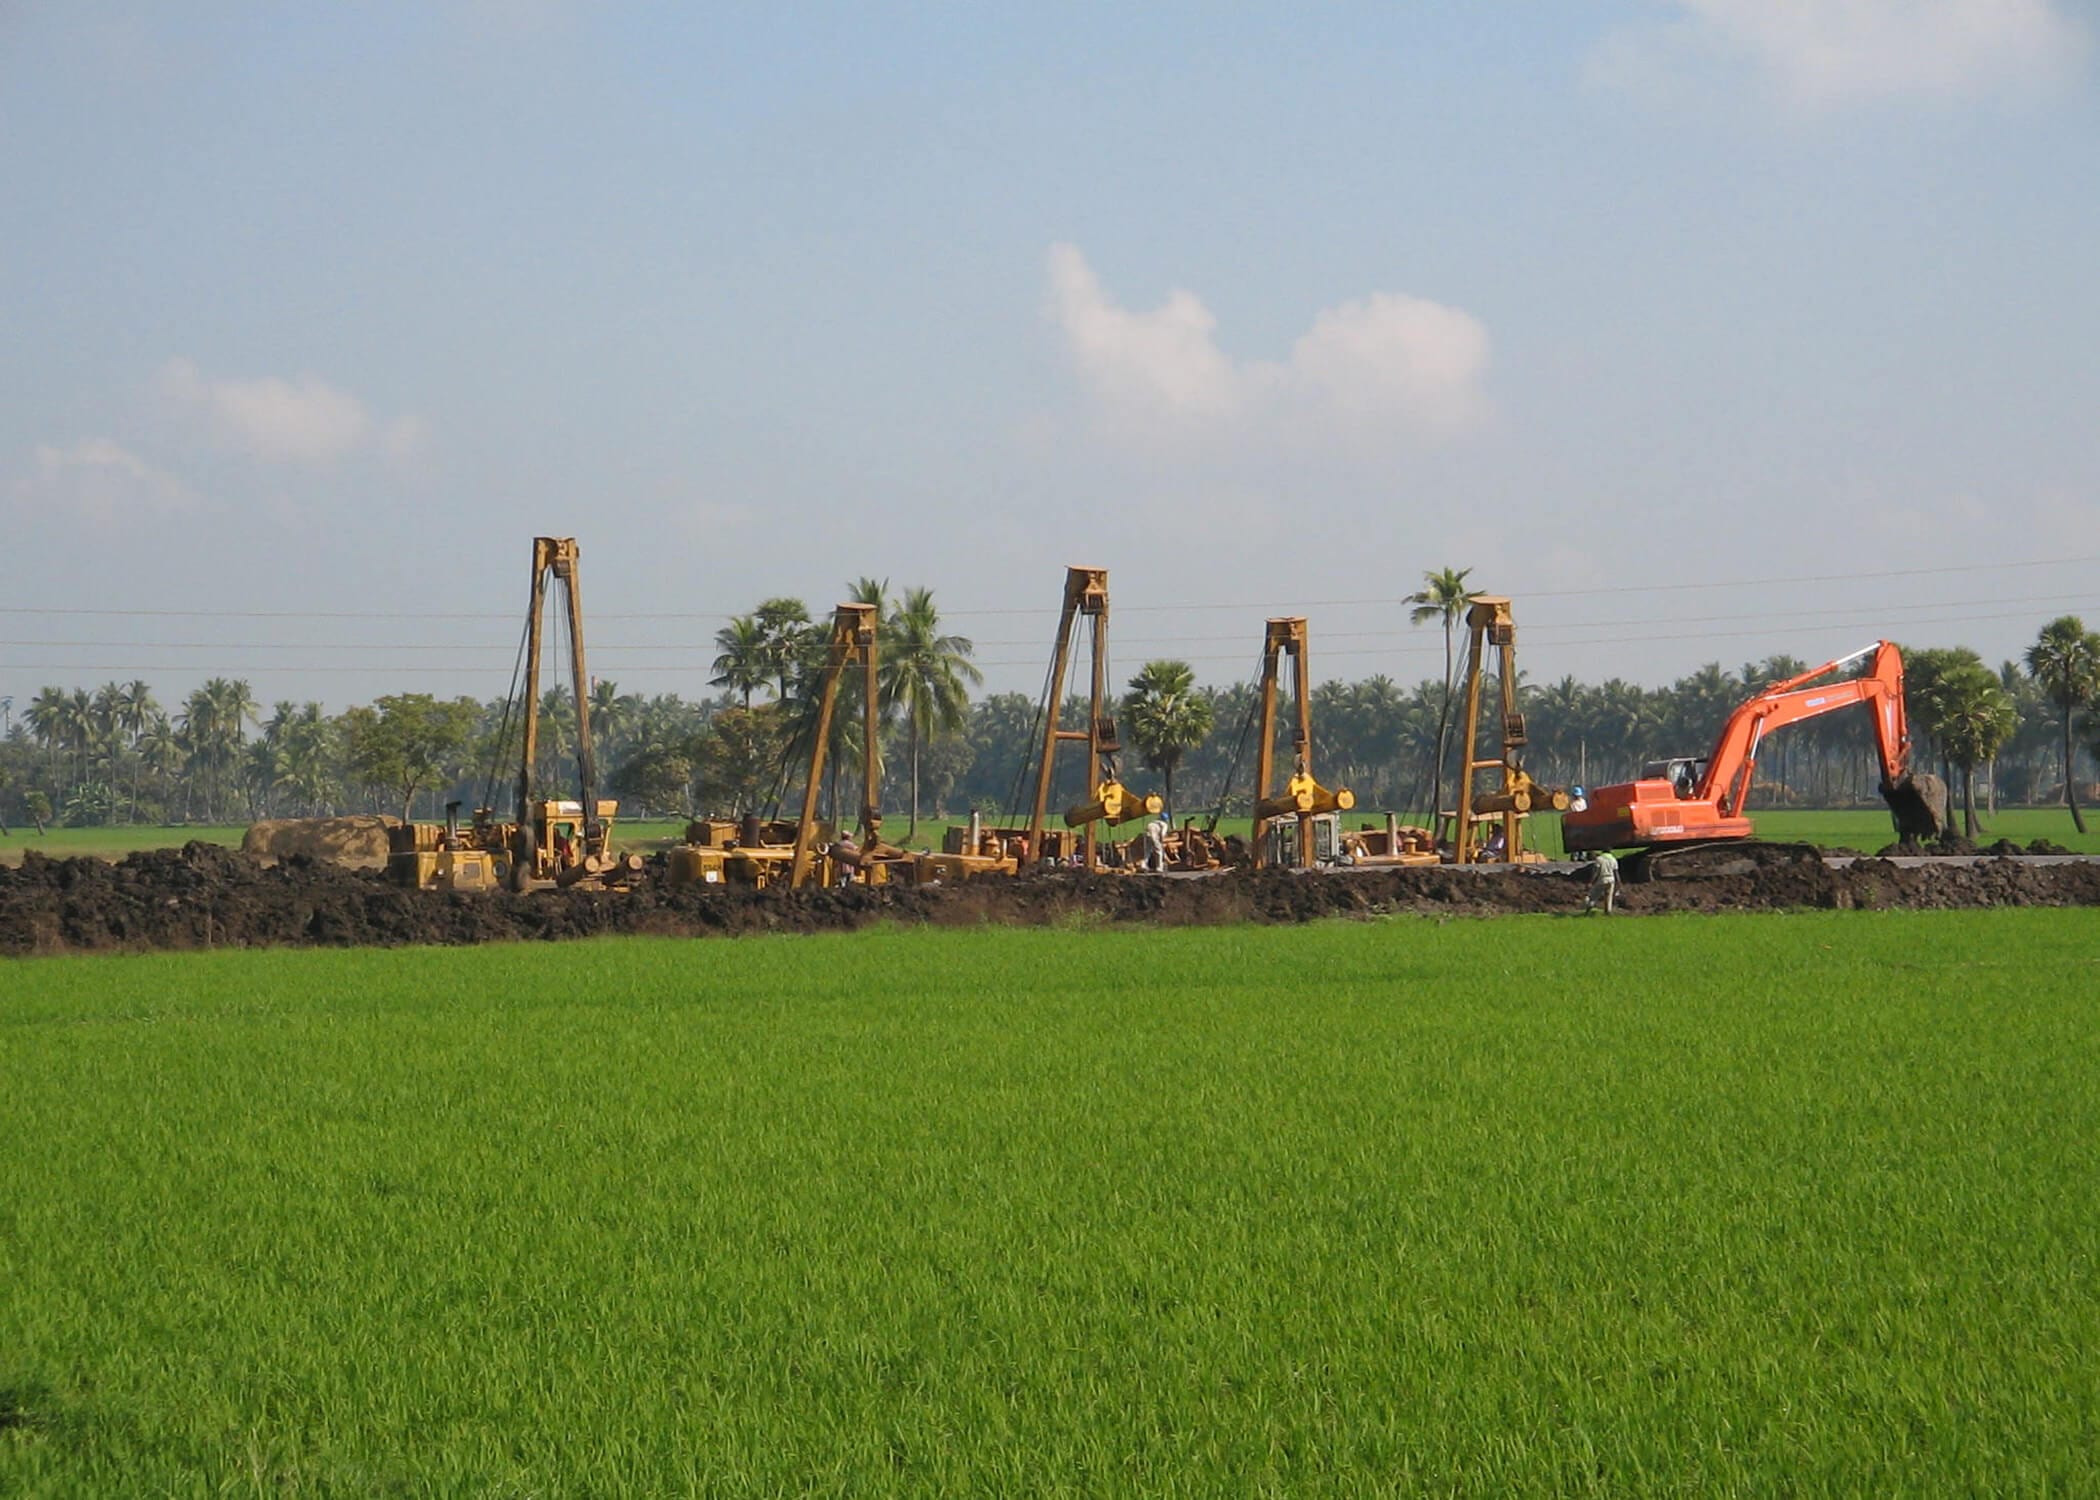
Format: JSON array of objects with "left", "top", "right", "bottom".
[{"left": 1621, "top": 841, "right": 1824, "bottom": 883}]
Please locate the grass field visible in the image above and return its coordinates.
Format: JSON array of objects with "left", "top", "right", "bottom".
[
  {"left": 3, "top": 914, "right": 2096, "bottom": 1494},
  {"left": 1750, "top": 805, "right": 2100, "bottom": 853},
  {"left": 0, "top": 824, "right": 250, "bottom": 865}
]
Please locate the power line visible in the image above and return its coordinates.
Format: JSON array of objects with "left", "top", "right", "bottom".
[
  {"left": 5, "top": 598, "right": 2087, "bottom": 678},
  {"left": 5, "top": 591, "right": 2096, "bottom": 658},
  {"left": 2, "top": 551, "right": 2095, "bottom": 626}
]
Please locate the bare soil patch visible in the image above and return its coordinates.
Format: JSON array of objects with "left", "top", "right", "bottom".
[{"left": 4, "top": 843, "right": 2097, "bottom": 957}]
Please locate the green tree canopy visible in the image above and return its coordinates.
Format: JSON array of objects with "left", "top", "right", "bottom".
[
  {"left": 710, "top": 616, "right": 770, "bottom": 710},
  {"left": 1925, "top": 663, "right": 2020, "bottom": 839},
  {"left": 1122, "top": 660, "right": 1214, "bottom": 820},
  {"left": 1405, "top": 566, "right": 1473, "bottom": 820},
  {"left": 343, "top": 694, "right": 481, "bottom": 822},
  {"left": 2023, "top": 615, "right": 2100, "bottom": 833},
  {"left": 880, "top": 586, "right": 980, "bottom": 836}
]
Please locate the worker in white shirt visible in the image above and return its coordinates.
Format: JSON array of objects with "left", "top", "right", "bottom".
[
  {"left": 1142, "top": 815, "right": 1169, "bottom": 873},
  {"left": 1583, "top": 849, "right": 1620, "bottom": 915}
]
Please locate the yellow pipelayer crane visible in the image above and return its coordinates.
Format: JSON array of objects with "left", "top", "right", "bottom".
[
  {"left": 1026, "top": 566, "right": 1162, "bottom": 873},
  {"left": 789, "top": 602, "right": 908, "bottom": 890},
  {"left": 502, "top": 536, "right": 643, "bottom": 891},
  {"left": 388, "top": 536, "right": 641, "bottom": 892},
  {"left": 1251, "top": 617, "right": 1355, "bottom": 869},
  {"left": 671, "top": 602, "right": 902, "bottom": 889},
  {"left": 1448, "top": 594, "right": 1567, "bottom": 865}
]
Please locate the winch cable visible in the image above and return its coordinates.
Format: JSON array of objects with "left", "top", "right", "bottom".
[
  {"left": 1000, "top": 639, "right": 1061, "bottom": 828},
  {"left": 478, "top": 611, "right": 535, "bottom": 819},
  {"left": 1203, "top": 648, "right": 1267, "bottom": 835},
  {"left": 762, "top": 645, "right": 831, "bottom": 827},
  {"left": 761, "top": 707, "right": 803, "bottom": 826},
  {"left": 1092, "top": 614, "right": 1121, "bottom": 785}
]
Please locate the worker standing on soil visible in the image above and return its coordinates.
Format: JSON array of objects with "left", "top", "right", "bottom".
[
  {"left": 1583, "top": 850, "right": 1620, "bottom": 915},
  {"left": 1142, "top": 815, "right": 1169, "bottom": 873}
]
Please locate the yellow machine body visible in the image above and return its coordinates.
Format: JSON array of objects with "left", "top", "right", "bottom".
[
  {"left": 511, "top": 798, "right": 643, "bottom": 890},
  {"left": 388, "top": 846, "right": 500, "bottom": 893},
  {"left": 1252, "top": 618, "right": 1355, "bottom": 869},
  {"left": 1064, "top": 780, "right": 1164, "bottom": 828},
  {"left": 1341, "top": 815, "right": 1441, "bottom": 868},
  {"left": 1024, "top": 567, "right": 1164, "bottom": 874},
  {"left": 387, "top": 812, "right": 506, "bottom": 892},
  {"left": 1449, "top": 595, "right": 1568, "bottom": 865},
  {"left": 666, "top": 845, "right": 729, "bottom": 885},
  {"left": 914, "top": 851, "right": 1020, "bottom": 882},
  {"left": 672, "top": 602, "right": 899, "bottom": 892}
]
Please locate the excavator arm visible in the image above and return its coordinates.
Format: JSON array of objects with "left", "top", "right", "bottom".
[{"left": 1699, "top": 641, "right": 1914, "bottom": 817}]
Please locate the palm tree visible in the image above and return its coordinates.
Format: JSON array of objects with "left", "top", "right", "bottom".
[
  {"left": 534, "top": 685, "right": 579, "bottom": 795},
  {"left": 1405, "top": 566, "right": 1472, "bottom": 819},
  {"left": 60, "top": 688, "right": 95, "bottom": 783},
  {"left": 588, "top": 679, "right": 635, "bottom": 763},
  {"left": 243, "top": 736, "right": 282, "bottom": 818},
  {"left": 137, "top": 713, "right": 181, "bottom": 820},
  {"left": 277, "top": 704, "right": 335, "bottom": 814},
  {"left": 1589, "top": 678, "right": 1661, "bottom": 783},
  {"left": 1528, "top": 674, "right": 1590, "bottom": 787},
  {"left": 1926, "top": 664, "right": 2020, "bottom": 839},
  {"left": 711, "top": 616, "right": 770, "bottom": 710},
  {"left": 1902, "top": 646, "right": 1988, "bottom": 813},
  {"left": 91, "top": 683, "right": 124, "bottom": 776},
  {"left": 879, "top": 586, "right": 981, "bottom": 836},
  {"left": 178, "top": 688, "right": 218, "bottom": 821},
  {"left": 1122, "top": 660, "right": 1215, "bottom": 820},
  {"left": 176, "top": 679, "right": 255, "bottom": 821},
  {"left": 24, "top": 686, "right": 69, "bottom": 782},
  {"left": 217, "top": 679, "right": 259, "bottom": 744},
  {"left": 780, "top": 653, "right": 869, "bottom": 824},
  {"left": 2023, "top": 615, "right": 2100, "bottom": 834},
  {"left": 754, "top": 597, "right": 815, "bottom": 701},
  {"left": 118, "top": 680, "right": 158, "bottom": 822},
  {"left": 1665, "top": 663, "right": 1739, "bottom": 757}
]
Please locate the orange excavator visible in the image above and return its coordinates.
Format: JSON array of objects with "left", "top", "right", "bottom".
[{"left": 1561, "top": 641, "right": 1946, "bottom": 872}]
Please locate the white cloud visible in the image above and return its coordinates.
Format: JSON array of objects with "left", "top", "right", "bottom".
[
  {"left": 1045, "top": 244, "right": 1490, "bottom": 446},
  {"left": 378, "top": 415, "right": 429, "bottom": 462},
  {"left": 158, "top": 357, "right": 416, "bottom": 464},
  {"left": 1598, "top": 0, "right": 2089, "bottom": 106},
  {"left": 14, "top": 439, "right": 198, "bottom": 525}
]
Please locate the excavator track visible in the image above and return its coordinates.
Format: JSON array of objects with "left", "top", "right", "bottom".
[{"left": 1623, "top": 841, "right": 1823, "bottom": 883}]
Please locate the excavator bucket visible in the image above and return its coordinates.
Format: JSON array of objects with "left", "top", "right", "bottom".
[{"left": 1882, "top": 773, "right": 1948, "bottom": 843}]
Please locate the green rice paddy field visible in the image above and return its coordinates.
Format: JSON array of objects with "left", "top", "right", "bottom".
[{"left": 3, "top": 913, "right": 2097, "bottom": 1494}]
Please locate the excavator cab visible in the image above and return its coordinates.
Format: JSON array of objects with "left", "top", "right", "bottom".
[{"left": 1641, "top": 758, "right": 1706, "bottom": 799}]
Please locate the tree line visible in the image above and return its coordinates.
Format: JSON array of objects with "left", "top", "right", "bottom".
[{"left": 4, "top": 580, "right": 2097, "bottom": 842}]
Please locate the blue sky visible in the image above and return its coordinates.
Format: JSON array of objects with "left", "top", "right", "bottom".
[{"left": 4, "top": 1, "right": 2097, "bottom": 709}]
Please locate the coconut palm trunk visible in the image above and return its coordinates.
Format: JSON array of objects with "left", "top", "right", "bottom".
[
  {"left": 1434, "top": 624, "right": 1454, "bottom": 819},
  {"left": 2064, "top": 710, "right": 2086, "bottom": 834},
  {"left": 1407, "top": 567, "right": 1473, "bottom": 827},
  {"left": 908, "top": 711, "right": 921, "bottom": 839}
]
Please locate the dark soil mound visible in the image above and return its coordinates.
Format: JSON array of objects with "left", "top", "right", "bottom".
[{"left": 4, "top": 843, "right": 2098, "bottom": 957}]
